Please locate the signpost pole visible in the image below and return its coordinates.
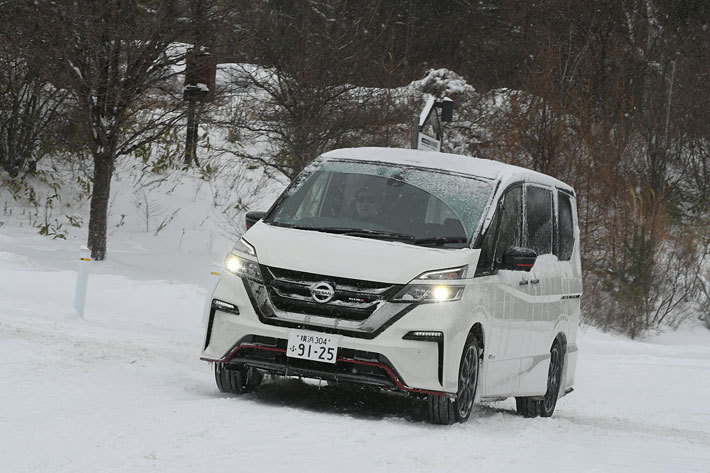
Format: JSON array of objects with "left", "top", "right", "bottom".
[{"left": 412, "top": 94, "right": 454, "bottom": 152}]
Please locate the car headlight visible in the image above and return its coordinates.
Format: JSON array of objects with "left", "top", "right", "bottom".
[
  {"left": 416, "top": 266, "right": 467, "bottom": 280},
  {"left": 224, "top": 253, "right": 263, "bottom": 282},
  {"left": 232, "top": 237, "right": 256, "bottom": 256},
  {"left": 391, "top": 265, "right": 467, "bottom": 303},
  {"left": 392, "top": 284, "right": 464, "bottom": 302}
]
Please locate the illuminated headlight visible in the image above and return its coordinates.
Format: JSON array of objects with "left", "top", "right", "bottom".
[
  {"left": 392, "top": 284, "right": 464, "bottom": 303},
  {"left": 226, "top": 255, "right": 242, "bottom": 273},
  {"left": 391, "top": 265, "right": 467, "bottom": 303},
  {"left": 432, "top": 285, "right": 455, "bottom": 301},
  {"left": 224, "top": 253, "right": 263, "bottom": 282}
]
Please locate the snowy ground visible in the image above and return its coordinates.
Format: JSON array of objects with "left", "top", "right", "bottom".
[{"left": 1, "top": 227, "right": 709, "bottom": 473}]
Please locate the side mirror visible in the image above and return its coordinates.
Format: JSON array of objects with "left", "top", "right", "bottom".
[
  {"left": 503, "top": 246, "right": 537, "bottom": 271},
  {"left": 245, "top": 211, "right": 266, "bottom": 230}
]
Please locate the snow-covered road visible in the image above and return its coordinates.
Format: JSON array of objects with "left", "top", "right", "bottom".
[{"left": 1, "top": 231, "right": 709, "bottom": 473}]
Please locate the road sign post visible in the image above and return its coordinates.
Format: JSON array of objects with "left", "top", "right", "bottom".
[
  {"left": 74, "top": 246, "right": 91, "bottom": 318},
  {"left": 412, "top": 94, "right": 454, "bottom": 151}
]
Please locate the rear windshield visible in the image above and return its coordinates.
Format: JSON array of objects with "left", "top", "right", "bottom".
[{"left": 266, "top": 159, "right": 493, "bottom": 248}]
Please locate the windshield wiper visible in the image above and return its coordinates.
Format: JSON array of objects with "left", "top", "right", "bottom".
[
  {"left": 270, "top": 222, "right": 315, "bottom": 231},
  {"left": 275, "top": 224, "right": 467, "bottom": 246},
  {"left": 315, "top": 227, "right": 416, "bottom": 243},
  {"left": 413, "top": 236, "right": 468, "bottom": 246}
]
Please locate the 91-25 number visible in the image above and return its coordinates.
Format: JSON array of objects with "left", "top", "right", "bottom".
[{"left": 296, "top": 343, "right": 335, "bottom": 361}]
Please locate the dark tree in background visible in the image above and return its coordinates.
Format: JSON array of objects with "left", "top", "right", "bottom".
[
  {"left": 224, "top": 0, "right": 410, "bottom": 178},
  {"left": 19, "top": 0, "right": 189, "bottom": 260},
  {"left": 182, "top": 0, "right": 240, "bottom": 167},
  {"left": 0, "top": 14, "right": 70, "bottom": 178},
  {"left": 1, "top": 0, "right": 708, "bottom": 334},
  {"left": 480, "top": 0, "right": 710, "bottom": 335}
]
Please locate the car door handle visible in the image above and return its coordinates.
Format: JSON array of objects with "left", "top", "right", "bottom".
[
  {"left": 519, "top": 279, "right": 529, "bottom": 286},
  {"left": 530, "top": 278, "right": 540, "bottom": 284}
]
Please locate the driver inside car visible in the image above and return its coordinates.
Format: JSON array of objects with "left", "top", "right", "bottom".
[{"left": 354, "top": 186, "right": 383, "bottom": 220}]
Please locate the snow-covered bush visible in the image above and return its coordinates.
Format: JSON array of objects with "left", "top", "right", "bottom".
[{"left": 407, "top": 68, "right": 490, "bottom": 156}]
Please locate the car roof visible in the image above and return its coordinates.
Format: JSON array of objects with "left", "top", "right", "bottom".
[{"left": 322, "top": 147, "right": 574, "bottom": 194}]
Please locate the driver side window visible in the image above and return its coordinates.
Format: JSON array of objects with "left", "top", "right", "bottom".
[{"left": 476, "top": 185, "right": 522, "bottom": 275}]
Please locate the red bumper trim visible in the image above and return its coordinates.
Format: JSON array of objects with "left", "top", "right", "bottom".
[{"left": 201, "top": 343, "right": 451, "bottom": 397}]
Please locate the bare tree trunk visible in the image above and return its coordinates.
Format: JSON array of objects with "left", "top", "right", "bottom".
[
  {"left": 185, "top": 98, "right": 198, "bottom": 166},
  {"left": 87, "top": 154, "right": 114, "bottom": 261}
]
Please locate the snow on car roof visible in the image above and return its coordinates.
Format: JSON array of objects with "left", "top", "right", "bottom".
[{"left": 322, "top": 147, "right": 574, "bottom": 194}]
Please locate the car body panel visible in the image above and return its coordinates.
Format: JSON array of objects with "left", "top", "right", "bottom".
[{"left": 245, "top": 220, "right": 479, "bottom": 285}]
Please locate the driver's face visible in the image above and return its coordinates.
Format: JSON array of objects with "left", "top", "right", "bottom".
[{"left": 355, "top": 192, "right": 380, "bottom": 217}]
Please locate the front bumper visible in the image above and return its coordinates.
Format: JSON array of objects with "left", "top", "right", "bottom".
[
  {"left": 201, "top": 271, "right": 473, "bottom": 394},
  {"left": 202, "top": 335, "right": 449, "bottom": 396}
]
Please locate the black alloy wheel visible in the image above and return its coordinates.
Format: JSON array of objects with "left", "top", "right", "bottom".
[
  {"left": 456, "top": 343, "right": 479, "bottom": 419},
  {"left": 515, "top": 340, "right": 563, "bottom": 418},
  {"left": 539, "top": 342, "right": 562, "bottom": 417},
  {"left": 428, "top": 334, "right": 480, "bottom": 424}
]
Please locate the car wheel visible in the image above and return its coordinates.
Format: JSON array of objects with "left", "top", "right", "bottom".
[
  {"left": 428, "top": 334, "right": 480, "bottom": 424},
  {"left": 214, "top": 362, "right": 263, "bottom": 394},
  {"left": 515, "top": 340, "right": 562, "bottom": 418}
]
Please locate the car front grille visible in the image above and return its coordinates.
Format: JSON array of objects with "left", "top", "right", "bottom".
[{"left": 260, "top": 265, "right": 401, "bottom": 321}]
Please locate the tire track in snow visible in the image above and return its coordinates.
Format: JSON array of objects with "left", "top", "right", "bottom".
[{"left": 556, "top": 413, "right": 710, "bottom": 446}]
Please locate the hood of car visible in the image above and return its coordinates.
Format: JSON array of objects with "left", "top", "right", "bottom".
[{"left": 243, "top": 221, "right": 479, "bottom": 284}]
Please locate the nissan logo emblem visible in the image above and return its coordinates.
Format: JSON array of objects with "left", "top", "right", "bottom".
[{"left": 310, "top": 282, "right": 335, "bottom": 303}]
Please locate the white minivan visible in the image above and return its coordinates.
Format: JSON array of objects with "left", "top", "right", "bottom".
[{"left": 201, "top": 147, "right": 581, "bottom": 424}]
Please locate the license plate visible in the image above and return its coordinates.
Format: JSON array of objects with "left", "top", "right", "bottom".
[{"left": 287, "top": 330, "right": 339, "bottom": 364}]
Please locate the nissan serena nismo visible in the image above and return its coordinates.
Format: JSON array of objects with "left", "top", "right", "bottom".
[{"left": 201, "top": 147, "right": 581, "bottom": 424}]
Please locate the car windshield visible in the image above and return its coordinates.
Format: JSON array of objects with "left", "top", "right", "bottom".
[{"left": 266, "top": 159, "right": 494, "bottom": 248}]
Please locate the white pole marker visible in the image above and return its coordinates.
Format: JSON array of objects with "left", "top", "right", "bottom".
[{"left": 74, "top": 246, "right": 91, "bottom": 318}]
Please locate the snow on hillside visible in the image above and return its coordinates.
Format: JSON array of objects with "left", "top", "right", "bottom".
[{"left": 1, "top": 159, "right": 710, "bottom": 472}]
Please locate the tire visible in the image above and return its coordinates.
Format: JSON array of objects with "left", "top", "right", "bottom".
[
  {"left": 515, "top": 341, "right": 563, "bottom": 418},
  {"left": 214, "top": 362, "right": 263, "bottom": 394},
  {"left": 428, "top": 334, "right": 480, "bottom": 425},
  {"left": 515, "top": 396, "right": 540, "bottom": 418}
]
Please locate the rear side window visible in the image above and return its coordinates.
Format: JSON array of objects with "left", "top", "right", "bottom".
[
  {"left": 558, "top": 192, "right": 574, "bottom": 260},
  {"left": 494, "top": 186, "right": 523, "bottom": 265},
  {"left": 526, "top": 186, "right": 553, "bottom": 256}
]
